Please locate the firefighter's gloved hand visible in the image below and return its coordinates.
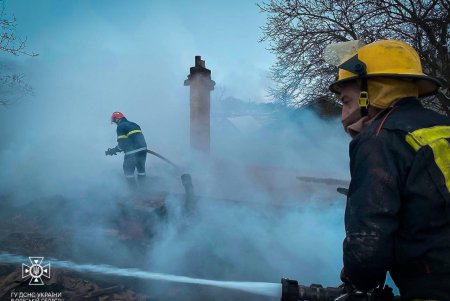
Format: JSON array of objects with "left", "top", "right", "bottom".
[
  {"left": 105, "top": 147, "right": 118, "bottom": 156},
  {"left": 371, "top": 285, "right": 394, "bottom": 301}
]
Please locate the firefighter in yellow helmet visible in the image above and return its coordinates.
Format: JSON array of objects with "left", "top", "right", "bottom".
[{"left": 327, "top": 40, "right": 450, "bottom": 300}]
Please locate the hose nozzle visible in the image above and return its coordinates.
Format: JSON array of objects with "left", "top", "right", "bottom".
[{"left": 281, "top": 278, "right": 345, "bottom": 301}]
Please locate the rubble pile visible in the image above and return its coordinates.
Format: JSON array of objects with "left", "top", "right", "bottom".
[{"left": 0, "top": 193, "right": 169, "bottom": 300}]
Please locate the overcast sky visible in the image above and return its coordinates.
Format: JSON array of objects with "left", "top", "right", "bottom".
[{"left": 7, "top": 0, "right": 276, "bottom": 102}]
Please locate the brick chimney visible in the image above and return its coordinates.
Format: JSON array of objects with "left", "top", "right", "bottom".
[{"left": 184, "top": 56, "right": 215, "bottom": 156}]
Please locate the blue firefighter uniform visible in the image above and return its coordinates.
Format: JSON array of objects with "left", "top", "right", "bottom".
[{"left": 114, "top": 117, "right": 147, "bottom": 184}]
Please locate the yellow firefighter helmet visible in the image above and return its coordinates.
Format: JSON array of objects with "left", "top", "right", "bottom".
[{"left": 328, "top": 40, "right": 441, "bottom": 106}]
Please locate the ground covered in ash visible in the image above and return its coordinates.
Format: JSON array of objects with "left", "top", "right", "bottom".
[
  {"left": 0, "top": 190, "right": 288, "bottom": 301},
  {"left": 0, "top": 191, "right": 172, "bottom": 301},
  {"left": 0, "top": 168, "right": 345, "bottom": 301}
]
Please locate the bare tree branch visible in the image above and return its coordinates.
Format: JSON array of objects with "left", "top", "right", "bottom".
[
  {"left": 0, "top": 0, "right": 37, "bottom": 107},
  {"left": 259, "top": 0, "right": 450, "bottom": 115}
]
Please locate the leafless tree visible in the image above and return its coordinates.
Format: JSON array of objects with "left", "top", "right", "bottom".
[
  {"left": 259, "top": 0, "right": 450, "bottom": 115},
  {"left": 212, "top": 85, "right": 228, "bottom": 103},
  {"left": 0, "top": 0, "right": 37, "bottom": 107},
  {"left": 0, "top": 72, "right": 32, "bottom": 106}
]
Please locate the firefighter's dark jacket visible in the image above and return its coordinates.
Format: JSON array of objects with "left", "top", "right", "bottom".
[
  {"left": 344, "top": 98, "right": 450, "bottom": 300},
  {"left": 116, "top": 118, "right": 147, "bottom": 155}
]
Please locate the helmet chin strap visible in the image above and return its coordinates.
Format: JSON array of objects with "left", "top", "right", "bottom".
[{"left": 359, "top": 78, "right": 369, "bottom": 117}]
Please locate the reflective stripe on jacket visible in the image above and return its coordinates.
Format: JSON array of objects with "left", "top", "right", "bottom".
[{"left": 116, "top": 118, "right": 147, "bottom": 155}]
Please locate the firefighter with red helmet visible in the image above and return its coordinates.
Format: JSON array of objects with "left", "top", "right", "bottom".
[
  {"left": 326, "top": 40, "right": 450, "bottom": 299},
  {"left": 106, "top": 112, "right": 148, "bottom": 187}
]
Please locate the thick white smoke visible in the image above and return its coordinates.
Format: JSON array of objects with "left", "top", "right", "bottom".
[{"left": 0, "top": 1, "right": 362, "bottom": 300}]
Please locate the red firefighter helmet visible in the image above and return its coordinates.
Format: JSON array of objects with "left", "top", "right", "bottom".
[{"left": 111, "top": 111, "right": 125, "bottom": 124}]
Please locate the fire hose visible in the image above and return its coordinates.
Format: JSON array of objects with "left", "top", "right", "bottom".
[
  {"left": 105, "top": 147, "right": 180, "bottom": 170},
  {"left": 145, "top": 149, "right": 179, "bottom": 170},
  {"left": 105, "top": 147, "right": 192, "bottom": 201},
  {"left": 281, "top": 278, "right": 399, "bottom": 301}
]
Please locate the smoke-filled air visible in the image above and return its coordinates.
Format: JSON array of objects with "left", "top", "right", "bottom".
[{"left": 0, "top": 1, "right": 354, "bottom": 300}]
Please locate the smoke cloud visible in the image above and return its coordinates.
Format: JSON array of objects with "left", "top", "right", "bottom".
[{"left": 0, "top": 1, "right": 361, "bottom": 300}]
